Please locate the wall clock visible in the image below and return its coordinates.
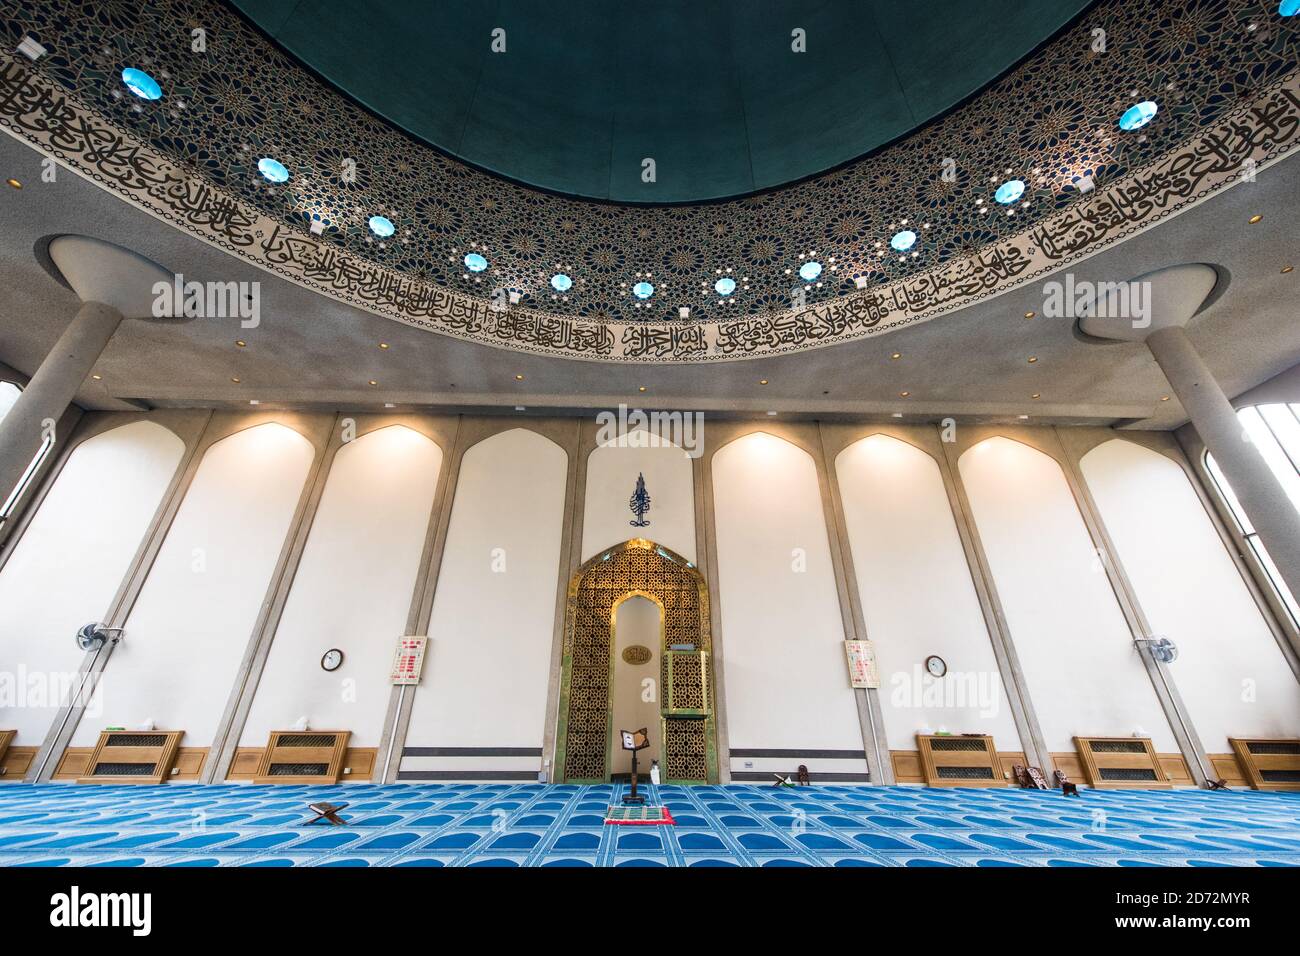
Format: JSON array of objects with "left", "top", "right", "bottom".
[
  {"left": 321, "top": 648, "right": 344, "bottom": 672},
  {"left": 924, "top": 655, "right": 947, "bottom": 678}
]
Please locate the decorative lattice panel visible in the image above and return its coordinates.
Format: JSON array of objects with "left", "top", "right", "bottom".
[{"left": 559, "top": 539, "right": 715, "bottom": 783}]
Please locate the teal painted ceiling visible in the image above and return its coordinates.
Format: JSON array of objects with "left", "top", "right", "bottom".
[{"left": 230, "top": 0, "right": 1092, "bottom": 203}]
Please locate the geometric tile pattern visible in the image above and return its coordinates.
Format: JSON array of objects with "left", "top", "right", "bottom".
[
  {"left": 3, "top": 3, "right": 1298, "bottom": 359},
  {"left": 0, "top": 783, "right": 1297, "bottom": 868}
]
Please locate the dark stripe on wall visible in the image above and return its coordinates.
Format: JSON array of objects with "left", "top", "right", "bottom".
[
  {"left": 402, "top": 747, "right": 543, "bottom": 757},
  {"left": 730, "top": 772, "right": 873, "bottom": 782},
  {"left": 397, "top": 770, "right": 541, "bottom": 781},
  {"left": 729, "top": 748, "right": 867, "bottom": 759}
]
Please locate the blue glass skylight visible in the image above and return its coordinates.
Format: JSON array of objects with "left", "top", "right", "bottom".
[
  {"left": 1118, "top": 101, "right": 1158, "bottom": 131},
  {"left": 368, "top": 215, "right": 395, "bottom": 238},
  {"left": 121, "top": 68, "right": 162, "bottom": 100},
  {"left": 715, "top": 276, "right": 737, "bottom": 295},
  {"left": 550, "top": 273, "right": 572, "bottom": 292},
  {"left": 632, "top": 281, "right": 655, "bottom": 299},
  {"left": 257, "top": 158, "right": 289, "bottom": 183},
  {"left": 464, "top": 252, "right": 488, "bottom": 272},
  {"left": 994, "top": 179, "right": 1025, "bottom": 204},
  {"left": 798, "top": 261, "right": 822, "bottom": 282},
  {"left": 890, "top": 230, "right": 917, "bottom": 252},
  {"left": 1280, "top": 0, "right": 1299, "bottom": 16}
]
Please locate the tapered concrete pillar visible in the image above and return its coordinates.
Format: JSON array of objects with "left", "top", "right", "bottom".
[
  {"left": 1078, "top": 263, "right": 1300, "bottom": 606},
  {"left": 0, "top": 237, "right": 176, "bottom": 505}
]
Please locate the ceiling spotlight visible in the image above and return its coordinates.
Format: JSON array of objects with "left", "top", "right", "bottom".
[
  {"left": 1161, "top": 395, "right": 1171, "bottom": 401},
  {"left": 257, "top": 157, "right": 290, "bottom": 183},
  {"left": 121, "top": 67, "right": 162, "bottom": 100},
  {"left": 995, "top": 179, "right": 1025, "bottom": 204},
  {"left": 890, "top": 230, "right": 917, "bottom": 252},
  {"left": 891, "top": 412, "right": 904, "bottom": 419},
  {"left": 766, "top": 411, "right": 778, "bottom": 416},
  {"left": 899, "top": 391, "right": 910, "bottom": 398},
  {"left": 368, "top": 215, "right": 395, "bottom": 238},
  {"left": 235, "top": 340, "right": 247, "bottom": 347},
  {"left": 379, "top": 342, "right": 389, "bottom": 349},
  {"left": 6, "top": 178, "right": 21, "bottom": 189},
  {"left": 91, "top": 374, "right": 102, "bottom": 381},
  {"left": 1024, "top": 311, "right": 1036, "bottom": 319},
  {"left": 759, "top": 379, "right": 769, "bottom": 385},
  {"left": 890, "top": 352, "right": 901, "bottom": 360},
  {"left": 638, "top": 386, "right": 647, "bottom": 392},
  {"left": 1031, "top": 393, "right": 1041, "bottom": 400},
  {"left": 384, "top": 403, "right": 396, "bottom": 409},
  {"left": 1283, "top": 265, "right": 1294, "bottom": 274},
  {"left": 799, "top": 261, "right": 823, "bottom": 282},
  {"left": 1118, "top": 100, "right": 1158, "bottom": 131},
  {"left": 1249, "top": 214, "right": 1263, "bottom": 224},
  {"left": 231, "top": 377, "right": 241, "bottom": 384},
  {"left": 1018, "top": 414, "right": 1029, "bottom": 420},
  {"left": 368, "top": 380, "right": 377, "bottom": 387},
  {"left": 1027, "top": 356, "right": 1038, "bottom": 364},
  {"left": 515, "top": 374, "right": 524, "bottom": 381}
]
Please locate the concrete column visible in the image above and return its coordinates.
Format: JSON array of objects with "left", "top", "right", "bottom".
[
  {"left": 0, "top": 300, "right": 122, "bottom": 503},
  {"left": 1147, "top": 324, "right": 1300, "bottom": 604}
]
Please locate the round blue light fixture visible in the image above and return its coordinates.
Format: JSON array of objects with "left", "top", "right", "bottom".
[
  {"left": 994, "top": 179, "right": 1026, "bottom": 204},
  {"left": 464, "top": 252, "right": 488, "bottom": 272},
  {"left": 550, "top": 273, "right": 572, "bottom": 292},
  {"left": 1281, "top": 0, "right": 1299, "bottom": 15},
  {"left": 121, "top": 67, "right": 162, "bottom": 100},
  {"left": 632, "top": 281, "right": 655, "bottom": 299},
  {"left": 799, "top": 261, "right": 823, "bottom": 282},
  {"left": 257, "top": 158, "right": 289, "bottom": 183},
  {"left": 890, "top": 230, "right": 917, "bottom": 252},
  {"left": 715, "top": 276, "right": 737, "bottom": 295},
  {"left": 1119, "top": 101, "right": 1158, "bottom": 131},
  {"left": 368, "top": 215, "right": 395, "bottom": 238}
]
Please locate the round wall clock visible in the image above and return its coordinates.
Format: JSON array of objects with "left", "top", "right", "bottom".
[
  {"left": 924, "top": 655, "right": 947, "bottom": 678},
  {"left": 321, "top": 648, "right": 344, "bottom": 672}
]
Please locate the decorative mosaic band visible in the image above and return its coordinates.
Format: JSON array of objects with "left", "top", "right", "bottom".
[{"left": 1, "top": 57, "right": 1296, "bottom": 362}]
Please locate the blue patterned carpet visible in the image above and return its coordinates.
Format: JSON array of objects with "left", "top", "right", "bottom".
[{"left": 0, "top": 783, "right": 1297, "bottom": 868}]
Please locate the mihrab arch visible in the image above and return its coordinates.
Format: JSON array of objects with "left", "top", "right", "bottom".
[{"left": 555, "top": 538, "right": 717, "bottom": 784}]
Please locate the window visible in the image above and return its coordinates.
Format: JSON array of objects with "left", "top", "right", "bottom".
[
  {"left": 1204, "top": 403, "right": 1300, "bottom": 629},
  {"left": 0, "top": 381, "right": 56, "bottom": 525}
]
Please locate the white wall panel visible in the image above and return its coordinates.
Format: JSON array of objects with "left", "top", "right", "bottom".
[
  {"left": 582, "top": 428, "right": 695, "bottom": 562},
  {"left": 0, "top": 422, "right": 183, "bottom": 744},
  {"left": 836, "top": 435, "right": 1019, "bottom": 750},
  {"left": 242, "top": 426, "right": 441, "bottom": 748},
  {"left": 405, "top": 428, "right": 566, "bottom": 765},
  {"left": 712, "top": 432, "right": 862, "bottom": 762},
  {"left": 1081, "top": 439, "right": 1300, "bottom": 750},
  {"left": 959, "top": 437, "right": 1173, "bottom": 751},
  {"left": 72, "top": 422, "right": 313, "bottom": 746}
]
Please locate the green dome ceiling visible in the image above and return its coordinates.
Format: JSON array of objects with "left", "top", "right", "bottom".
[{"left": 230, "top": 0, "right": 1093, "bottom": 203}]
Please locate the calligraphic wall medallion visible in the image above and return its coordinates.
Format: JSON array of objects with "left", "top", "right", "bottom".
[
  {"left": 1, "top": 0, "right": 1297, "bottom": 361},
  {"left": 622, "top": 645, "right": 653, "bottom": 666}
]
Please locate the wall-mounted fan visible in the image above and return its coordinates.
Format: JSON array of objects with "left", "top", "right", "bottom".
[{"left": 76, "top": 622, "right": 122, "bottom": 651}]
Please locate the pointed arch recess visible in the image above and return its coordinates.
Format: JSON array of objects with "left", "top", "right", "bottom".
[{"left": 555, "top": 538, "right": 717, "bottom": 784}]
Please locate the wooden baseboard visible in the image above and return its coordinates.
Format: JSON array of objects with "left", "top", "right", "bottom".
[
  {"left": 53, "top": 744, "right": 207, "bottom": 782},
  {"left": 890, "top": 749, "right": 1024, "bottom": 786},
  {"left": 0, "top": 745, "right": 37, "bottom": 780},
  {"left": 227, "top": 746, "right": 377, "bottom": 782},
  {"left": 1208, "top": 752, "right": 1248, "bottom": 787}
]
